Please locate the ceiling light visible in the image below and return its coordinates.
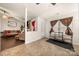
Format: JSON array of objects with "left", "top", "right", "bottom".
[
  {"left": 2, "top": 15, "right": 8, "bottom": 19},
  {"left": 0, "top": 8, "right": 11, "bottom": 19},
  {"left": 51, "top": 3, "right": 56, "bottom": 6},
  {"left": 2, "top": 15, "right": 10, "bottom": 19},
  {"left": 36, "top": 3, "right": 40, "bottom": 5}
]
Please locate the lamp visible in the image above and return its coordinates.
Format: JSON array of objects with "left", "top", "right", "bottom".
[
  {"left": 2, "top": 15, "right": 8, "bottom": 19},
  {"left": 2, "top": 11, "right": 10, "bottom": 19},
  {"left": 0, "top": 9, "right": 10, "bottom": 19}
]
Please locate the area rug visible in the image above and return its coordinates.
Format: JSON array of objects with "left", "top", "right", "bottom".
[{"left": 47, "top": 38, "right": 75, "bottom": 51}]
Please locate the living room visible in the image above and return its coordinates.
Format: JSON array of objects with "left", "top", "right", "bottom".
[
  {"left": 0, "top": 3, "right": 79, "bottom": 56},
  {"left": 0, "top": 6, "right": 25, "bottom": 51}
]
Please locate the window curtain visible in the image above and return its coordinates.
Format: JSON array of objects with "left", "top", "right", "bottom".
[
  {"left": 50, "top": 20, "right": 58, "bottom": 34},
  {"left": 60, "top": 17, "right": 73, "bottom": 35}
]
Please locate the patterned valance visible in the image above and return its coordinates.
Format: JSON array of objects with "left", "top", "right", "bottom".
[
  {"left": 50, "top": 20, "right": 58, "bottom": 34},
  {"left": 60, "top": 17, "right": 73, "bottom": 26},
  {"left": 65, "top": 27, "right": 73, "bottom": 35},
  {"left": 60, "top": 17, "right": 73, "bottom": 35},
  {"left": 49, "top": 16, "right": 73, "bottom": 36},
  {"left": 50, "top": 20, "right": 58, "bottom": 27}
]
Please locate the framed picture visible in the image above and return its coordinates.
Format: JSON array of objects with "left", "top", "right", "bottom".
[
  {"left": 27, "top": 19, "right": 37, "bottom": 31},
  {"left": 8, "top": 20, "right": 17, "bottom": 27},
  {"left": 31, "top": 19, "right": 37, "bottom": 31}
]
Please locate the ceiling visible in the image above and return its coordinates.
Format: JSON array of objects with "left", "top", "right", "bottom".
[{"left": 0, "top": 3, "right": 78, "bottom": 20}]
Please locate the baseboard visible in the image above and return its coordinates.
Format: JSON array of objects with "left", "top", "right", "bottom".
[
  {"left": 25, "top": 36, "right": 44, "bottom": 44},
  {"left": 73, "top": 42, "right": 79, "bottom": 46}
]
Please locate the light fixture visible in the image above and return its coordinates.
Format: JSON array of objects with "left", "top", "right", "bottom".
[
  {"left": 35, "top": 3, "right": 56, "bottom": 6},
  {"left": 36, "top": 3, "right": 40, "bottom": 5},
  {"left": 2, "top": 10, "right": 9, "bottom": 19},
  {"left": 0, "top": 9, "right": 11, "bottom": 19},
  {"left": 51, "top": 3, "right": 56, "bottom": 6},
  {"left": 2, "top": 15, "right": 8, "bottom": 19},
  {"left": 2, "top": 14, "right": 11, "bottom": 19}
]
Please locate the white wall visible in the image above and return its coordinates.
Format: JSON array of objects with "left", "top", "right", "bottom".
[
  {"left": 45, "top": 12, "right": 78, "bottom": 45},
  {"left": 45, "top": 12, "right": 73, "bottom": 38},
  {"left": 25, "top": 4, "right": 79, "bottom": 45},
  {"left": 0, "top": 17, "right": 1, "bottom": 32},
  {"left": 0, "top": 17, "right": 23, "bottom": 32},
  {"left": 72, "top": 11, "right": 79, "bottom": 45},
  {"left": 26, "top": 17, "right": 45, "bottom": 44},
  {"left": 45, "top": 4, "right": 79, "bottom": 45}
]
